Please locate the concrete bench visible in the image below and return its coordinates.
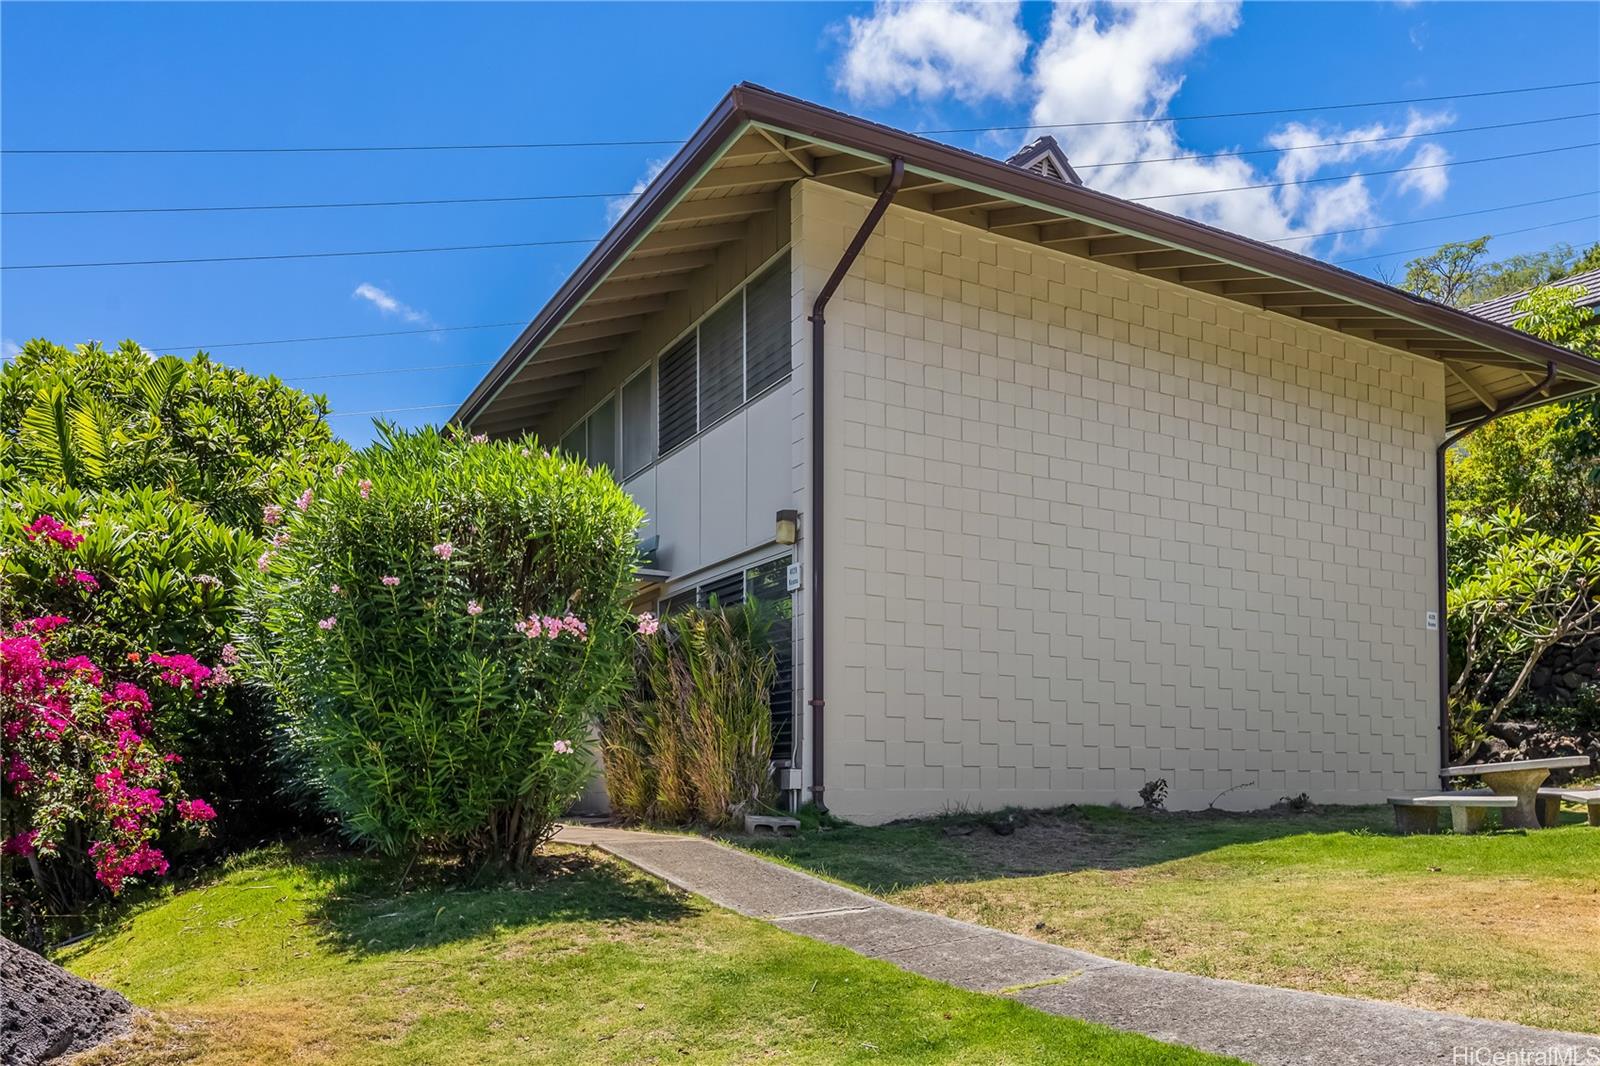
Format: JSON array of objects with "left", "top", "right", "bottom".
[
  {"left": 1536, "top": 788, "right": 1600, "bottom": 827},
  {"left": 1389, "top": 794, "right": 1518, "bottom": 835}
]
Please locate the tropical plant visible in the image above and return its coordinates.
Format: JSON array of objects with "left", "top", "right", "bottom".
[
  {"left": 2, "top": 513, "right": 217, "bottom": 944},
  {"left": 1447, "top": 508, "right": 1600, "bottom": 753},
  {"left": 245, "top": 426, "right": 644, "bottom": 868},
  {"left": 601, "top": 602, "right": 779, "bottom": 827},
  {"left": 0, "top": 339, "right": 342, "bottom": 532}
]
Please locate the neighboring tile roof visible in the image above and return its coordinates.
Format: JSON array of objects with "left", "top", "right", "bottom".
[{"left": 1466, "top": 267, "right": 1600, "bottom": 326}]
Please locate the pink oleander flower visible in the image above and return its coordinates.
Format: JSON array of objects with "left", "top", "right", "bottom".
[
  {"left": 636, "top": 612, "right": 660, "bottom": 636},
  {"left": 380, "top": 575, "right": 401, "bottom": 587},
  {"left": 470, "top": 433, "right": 488, "bottom": 444},
  {"left": 194, "top": 573, "right": 222, "bottom": 588},
  {"left": 330, "top": 583, "right": 342, "bottom": 595},
  {"left": 466, "top": 600, "right": 483, "bottom": 616},
  {"left": 561, "top": 614, "right": 588, "bottom": 640},
  {"left": 262, "top": 504, "right": 283, "bottom": 526},
  {"left": 519, "top": 447, "right": 531, "bottom": 457},
  {"left": 518, "top": 615, "right": 542, "bottom": 639},
  {"left": 432, "top": 541, "right": 454, "bottom": 560},
  {"left": 552, "top": 740, "right": 573, "bottom": 755},
  {"left": 208, "top": 666, "right": 233, "bottom": 688},
  {"left": 318, "top": 616, "right": 337, "bottom": 631},
  {"left": 358, "top": 479, "right": 372, "bottom": 499},
  {"left": 333, "top": 463, "right": 346, "bottom": 478},
  {"left": 271, "top": 530, "right": 291, "bottom": 548},
  {"left": 178, "top": 798, "right": 217, "bottom": 822},
  {"left": 220, "top": 643, "right": 240, "bottom": 665},
  {"left": 256, "top": 550, "right": 273, "bottom": 572},
  {"left": 295, "top": 488, "right": 314, "bottom": 512}
]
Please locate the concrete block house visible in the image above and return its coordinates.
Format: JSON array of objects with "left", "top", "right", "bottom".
[{"left": 454, "top": 85, "right": 1599, "bottom": 824}]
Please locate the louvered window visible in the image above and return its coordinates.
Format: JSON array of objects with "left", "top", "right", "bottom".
[
  {"left": 745, "top": 253, "right": 791, "bottom": 397},
  {"left": 657, "top": 334, "right": 698, "bottom": 455},
  {"left": 586, "top": 394, "right": 617, "bottom": 473},
  {"left": 746, "top": 557, "right": 795, "bottom": 762},
  {"left": 698, "top": 297, "right": 745, "bottom": 428},
  {"left": 661, "top": 589, "right": 698, "bottom": 616},
  {"left": 620, "top": 367, "right": 654, "bottom": 478},
  {"left": 560, "top": 423, "right": 586, "bottom": 461},
  {"left": 700, "top": 571, "right": 745, "bottom": 610}
]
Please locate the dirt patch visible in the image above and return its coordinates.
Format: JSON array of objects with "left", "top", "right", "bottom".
[{"left": 3, "top": 936, "right": 134, "bottom": 1064}]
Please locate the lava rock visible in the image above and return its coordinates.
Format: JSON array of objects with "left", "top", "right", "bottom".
[{"left": 2, "top": 936, "right": 133, "bottom": 1065}]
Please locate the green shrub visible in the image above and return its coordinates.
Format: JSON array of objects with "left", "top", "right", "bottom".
[
  {"left": 601, "top": 602, "right": 778, "bottom": 827},
  {"left": 246, "top": 426, "right": 644, "bottom": 867}
]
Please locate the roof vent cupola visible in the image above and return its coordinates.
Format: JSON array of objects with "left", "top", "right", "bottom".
[{"left": 1004, "top": 134, "right": 1083, "bottom": 186}]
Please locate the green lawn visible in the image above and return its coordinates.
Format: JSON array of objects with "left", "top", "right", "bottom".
[
  {"left": 735, "top": 804, "right": 1600, "bottom": 1035},
  {"left": 62, "top": 844, "right": 1239, "bottom": 1066}
]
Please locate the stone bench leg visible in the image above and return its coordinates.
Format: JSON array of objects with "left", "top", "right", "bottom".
[
  {"left": 1451, "top": 806, "right": 1491, "bottom": 835},
  {"left": 1393, "top": 806, "right": 1437, "bottom": 834},
  {"left": 1536, "top": 794, "right": 1563, "bottom": 828},
  {"left": 1587, "top": 802, "right": 1600, "bottom": 828}
]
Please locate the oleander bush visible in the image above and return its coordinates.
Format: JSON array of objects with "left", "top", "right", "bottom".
[
  {"left": 246, "top": 426, "right": 644, "bottom": 868},
  {"left": 601, "top": 602, "right": 779, "bottom": 827}
]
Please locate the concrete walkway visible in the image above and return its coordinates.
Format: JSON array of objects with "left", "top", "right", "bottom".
[{"left": 556, "top": 823, "right": 1600, "bottom": 1066}]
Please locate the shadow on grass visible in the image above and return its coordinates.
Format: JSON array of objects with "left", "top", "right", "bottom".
[
  {"left": 303, "top": 844, "right": 694, "bottom": 957},
  {"left": 732, "top": 803, "right": 1403, "bottom": 894}
]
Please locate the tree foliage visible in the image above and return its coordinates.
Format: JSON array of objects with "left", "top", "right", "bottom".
[{"left": 246, "top": 426, "right": 645, "bottom": 868}]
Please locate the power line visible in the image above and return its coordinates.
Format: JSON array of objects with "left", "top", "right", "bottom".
[
  {"left": 1330, "top": 214, "right": 1600, "bottom": 264},
  {"left": 1129, "top": 140, "right": 1598, "bottom": 202},
  {"left": 3, "top": 236, "right": 600, "bottom": 272},
  {"left": 9, "top": 112, "right": 1596, "bottom": 219},
  {"left": 288, "top": 359, "right": 497, "bottom": 382},
  {"left": 1262, "top": 190, "right": 1599, "bottom": 246},
  {"left": 1076, "top": 112, "right": 1598, "bottom": 171},
  {"left": 9, "top": 138, "right": 1595, "bottom": 273},
  {"left": 326, "top": 402, "right": 461, "bottom": 418},
  {"left": 150, "top": 321, "right": 526, "bottom": 354},
  {"left": 4, "top": 80, "right": 1595, "bottom": 157},
  {"left": 920, "top": 80, "right": 1600, "bottom": 135}
]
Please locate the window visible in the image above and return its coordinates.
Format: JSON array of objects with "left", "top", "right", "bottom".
[
  {"left": 658, "top": 334, "right": 697, "bottom": 455},
  {"left": 745, "top": 253, "right": 791, "bottom": 397},
  {"left": 587, "top": 395, "right": 617, "bottom": 473},
  {"left": 620, "top": 368, "right": 654, "bottom": 478},
  {"left": 560, "top": 424, "right": 586, "bottom": 461},
  {"left": 698, "top": 296, "right": 744, "bottom": 427}
]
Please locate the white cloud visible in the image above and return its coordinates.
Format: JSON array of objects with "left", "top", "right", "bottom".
[
  {"left": 2, "top": 338, "right": 20, "bottom": 361},
  {"left": 830, "top": 0, "right": 1455, "bottom": 253},
  {"left": 835, "top": 0, "right": 1029, "bottom": 105},
  {"left": 608, "top": 157, "right": 668, "bottom": 223},
  {"left": 1393, "top": 142, "right": 1451, "bottom": 202},
  {"left": 352, "top": 283, "right": 432, "bottom": 326}
]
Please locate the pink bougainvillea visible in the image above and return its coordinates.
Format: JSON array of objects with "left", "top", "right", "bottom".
[
  {"left": 2, "top": 621, "right": 214, "bottom": 898},
  {"left": 23, "top": 514, "right": 85, "bottom": 550}
]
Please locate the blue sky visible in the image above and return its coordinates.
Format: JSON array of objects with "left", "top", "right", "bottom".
[{"left": 3, "top": 1, "right": 1597, "bottom": 444}]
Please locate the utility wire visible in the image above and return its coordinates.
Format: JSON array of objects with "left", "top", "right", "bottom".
[
  {"left": 9, "top": 112, "right": 1595, "bottom": 219},
  {"left": 1129, "top": 141, "right": 1598, "bottom": 202},
  {"left": 8, "top": 140, "right": 1597, "bottom": 272},
  {"left": 1330, "top": 214, "right": 1600, "bottom": 264},
  {"left": 136, "top": 191, "right": 1600, "bottom": 365},
  {"left": 5, "top": 78, "right": 1595, "bottom": 155}
]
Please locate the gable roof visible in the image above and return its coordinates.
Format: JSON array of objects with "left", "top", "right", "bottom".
[
  {"left": 1466, "top": 267, "right": 1600, "bottom": 327},
  {"left": 456, "top": 83, "right": 1600, "bottom": 434}
]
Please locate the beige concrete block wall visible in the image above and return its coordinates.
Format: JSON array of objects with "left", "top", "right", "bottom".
[{"left": 797, "top": 181, "right": 1446, "bottom": 824}]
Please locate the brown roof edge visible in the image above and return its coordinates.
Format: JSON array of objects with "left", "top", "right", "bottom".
[
  {"left": 451, "top": 88, "right": 748, "bottom": 426},
  {"left": 456, "top": 82, "right": 1600, "bottom": 427}
]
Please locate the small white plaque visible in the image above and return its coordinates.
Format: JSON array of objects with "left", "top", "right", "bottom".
[
  {"left": 1425, "top": 611, "right": 1439, "bottom": 631},
  {"left": 786, "top": 563, "right": 802, "bottom": 592}
]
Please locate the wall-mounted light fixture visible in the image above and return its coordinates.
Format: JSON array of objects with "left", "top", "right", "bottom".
[{"left": 775, "top": 509, "right": 799, "bottom": 545}]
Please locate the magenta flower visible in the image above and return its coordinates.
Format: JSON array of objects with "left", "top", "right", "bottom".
[
  {"left": 262, "top": 504, "right": 283, "bottom": 526},
  {"left": 466, "top": 600, "right": 483, "bottom": 616},
  {"left": 381, "top": 575, "right": 401, "bottom": 587},
  {"left": 432, "top": 541, "right": 455, "bottom": 560},
  {"left": 72, "top": 569, "right": 100, "bottom": 591},
  {"left": 177, "top": 798, "right": 217, "bottom": 823},
  {"left": 358, "top": 479, "right": 372, "bottom": 499},
  {"left": 2, "top": 829, "right": 40, "bottom": 858},
  {"left": 318, "top": 616, "right": 337, "bottom": 631},
  {"left": 148, "top": 653, "right": 212, "bottom": 694},
  {"left": 23, "top": 514, "right": 84, "bottom": 550},
  {"left": 552, "top": 740, "right": 573, "bottom": 755},
  {"left": 636, "top": 613, "right": 660, "bottom": 636}
]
